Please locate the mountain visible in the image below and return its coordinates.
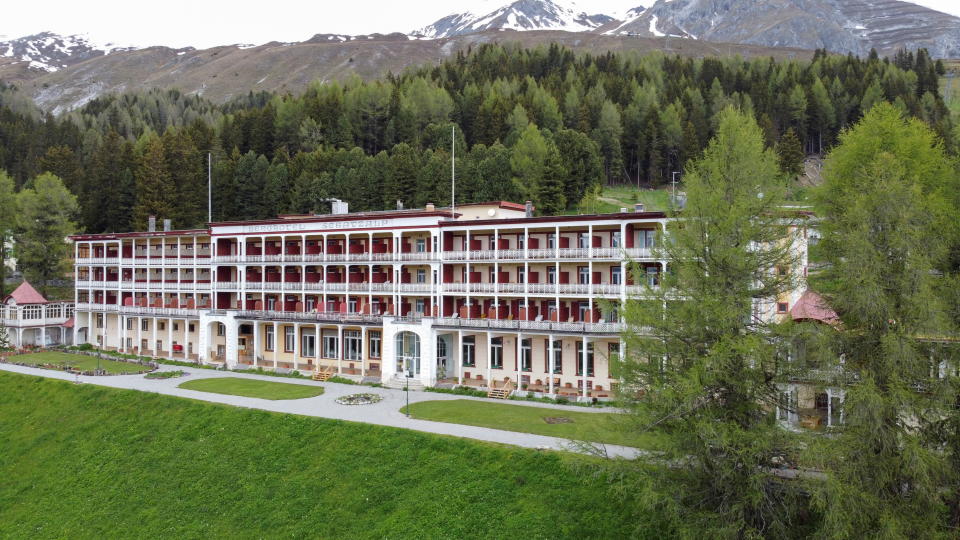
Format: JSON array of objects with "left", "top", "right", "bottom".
[
  {"left": 2, "top": 30, "right": 808, "bottom": 115},
  {"left": 606, "top": 0, "right": 960, "bottom": 58},
  {"left": 413, "top": 0, "right": 617, "bottom": 38},
  {"left": 0, "top": 31, "right": 135, "bottom": 72}
]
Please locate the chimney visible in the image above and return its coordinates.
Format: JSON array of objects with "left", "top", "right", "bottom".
[
  {"left": 425, "top": 202, "right": 435, "bottom": 212},
  {"left": 525, "top": 200, "right": 533, "bottom": 218},
  {"left": 331, "top": 199, "right": 348, "bottom": 214},
  {"left": 634, "top": 203, "right": 645, "bottom": 213},
  {"left": 397, "top": 200, "right": 404, "bottom": 210},
  {"left": 148, "top": 215, "right": 156, "bottom": 232},
  {"left": 163, "top": 219, "right": 172, "bottom": 232}
]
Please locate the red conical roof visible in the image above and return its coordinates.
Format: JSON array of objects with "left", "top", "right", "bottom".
[{"left": 3, "top": 281, "right": 50, "bottom": 305}]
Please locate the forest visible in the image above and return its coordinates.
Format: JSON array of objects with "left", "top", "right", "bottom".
[{"left": 0, "top": 44, "right": 950, "bottom": 233}]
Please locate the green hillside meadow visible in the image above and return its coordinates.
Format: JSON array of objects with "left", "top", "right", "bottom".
[{"left": 0, "top": 372, "right": 659, "bottom": 538}]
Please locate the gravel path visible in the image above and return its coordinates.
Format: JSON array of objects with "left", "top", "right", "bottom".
[{"left": 0, "top": 363, "right": 640, "bottom": 459}]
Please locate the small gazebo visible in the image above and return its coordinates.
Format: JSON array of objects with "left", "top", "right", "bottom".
[{"left": 0, "top": 282, "right": 74, "bottom": 349}]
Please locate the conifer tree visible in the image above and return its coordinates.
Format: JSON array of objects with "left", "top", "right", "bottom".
[
  {"left": 776, "top": 127, "right": 805, "bottom": 179},
  {"left": 812, "top": 102, "right": 959, "bottom": 537},
  {"left": 0, "top": 170, "right": 16, "bottom": 297},
  {"left": 133, "top": 135, "right": 174, "bottom": 229},
  {"left": 14, "top": 173, "right": 78, "bottom": 295},
  {"left": 619, "top": 107, "right": 804, "bottom": 536}
]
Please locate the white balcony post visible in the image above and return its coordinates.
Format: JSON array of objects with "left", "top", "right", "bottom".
[
  {"left": 361, "top": 326, "right": 367, "bottom": 377},
  {"left": 253, "top": 321, "right": 261, "bottom": 366},
  {"left": 314, "top": 323, "right": 321, "bottom": 371},
  {"left": 516, "top": 332, "right": 523, "bottom": 391},
  {"left": 167, "top": 317, "right": 173, "bottom": 359},
  {"left": 292, "top": 322, "right": 300, "bottom": 370}
]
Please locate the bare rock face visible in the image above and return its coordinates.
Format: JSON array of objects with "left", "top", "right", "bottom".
[
  {"left": 414, "top": 0, "right": 616, "bottom": 38},
  {"left": 608, "top": 0, "right": 960, "bottom": 58}
]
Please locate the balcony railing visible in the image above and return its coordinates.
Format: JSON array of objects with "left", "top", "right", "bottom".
[
  {"left": 118, "top": 306, "right": 201, "bottom": 318},
  {"left": 433, "top": 317, "right": 627, "bottom": 334},
  {"left": 235, "top": 310, "right": 383, "bottom": 324},
  {"left": 440, "top": 282, "right": 644, "bottom": 296}
]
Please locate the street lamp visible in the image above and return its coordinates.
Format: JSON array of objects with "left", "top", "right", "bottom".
[{"left": 405, "top": 368, "right": 411, "bottom": 418}]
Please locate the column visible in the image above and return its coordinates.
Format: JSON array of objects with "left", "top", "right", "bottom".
[
  {"left": 337, "top": 325, "right": 344, "bottom": 374},
  {"left": 486, "top": 331, "right": 492, "bottom": 384},
  {"left": 167, "top": 318, "right": 173, "bottom": 359},
  {"left": 253, "top": 321, "right": 261, "bottom": 366},
  {"left": 548, "top": 335, "right": 555, "bottom": 395},
  {"left": 361, "top": 326, "right": 367, "bottom": 377},
  {"left": 292, "top": 322, "right": 300, "bottom": 370},
  {"left": 581, "top": 335, "right": 589, "bottom": 399},
  {"left": 272, "top": 322, "right": 279, "bottom": 368},
  {"left": 315, "top": 323, "right": 321, "bottom": 371},
  {"left": 516, "top": 332, "right": 523, "bottom": 390},
  {"left": 456, "top": 330, "right": 463, "bottom": 385}
]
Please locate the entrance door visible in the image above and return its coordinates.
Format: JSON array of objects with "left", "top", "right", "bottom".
[
  {"left": 436, "top": 336, "right": 448, "bottom": 377},
  {"left": 395, "top": 332, "right": 421, "bottom": 376}
]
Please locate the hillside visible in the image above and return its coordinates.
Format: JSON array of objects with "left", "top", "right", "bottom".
[
  {"left": 3, "top": 30, "right": 810, "bottom": 114},
  {"left": 0, "top": 372, "right": 657, "bottom": 537}
]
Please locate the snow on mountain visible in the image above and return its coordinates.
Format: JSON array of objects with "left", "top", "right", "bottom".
[
  {"left": 0, "top": 32, "right": 136, "bottom": 72},
  {"left": 413, "top": 0, "right": 617, "bottom": 38}
]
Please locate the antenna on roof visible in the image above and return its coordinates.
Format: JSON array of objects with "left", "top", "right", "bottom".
[{"left": 451, "top": 125, "right": 456, "bottom": 219}]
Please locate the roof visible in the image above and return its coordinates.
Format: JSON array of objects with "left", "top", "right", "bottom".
[
  {"left": 3, "top": 281, "right": 49, "bottom": 305},
  {"left": 790, "top": 290, "right": 839, "bottom": 325}
]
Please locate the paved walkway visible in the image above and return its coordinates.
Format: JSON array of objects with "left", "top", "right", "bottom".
[{"left": 0, "top": 363, "right": 640, "bottom": 459}]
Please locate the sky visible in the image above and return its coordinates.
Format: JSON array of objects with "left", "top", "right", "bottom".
[{"left": 2, "top": 0, "right": 959, "bottom": 49}]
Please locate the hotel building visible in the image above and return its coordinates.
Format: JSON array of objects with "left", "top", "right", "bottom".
[{"left": 70, "top": 201, "right": 808, "bottom": 400}]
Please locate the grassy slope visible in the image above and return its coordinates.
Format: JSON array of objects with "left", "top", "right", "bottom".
[
  {"left": 403, "top": 399, "right": 658, "bottom": 448},
  {"left": 178, "top": 377, "right": 325, "bottom": 400},
  {"left": 10, "top": 351, "right": 148, "bottom": 374},
  {"left": 0, "top": 372, "right": 662, "bottom": 538}
]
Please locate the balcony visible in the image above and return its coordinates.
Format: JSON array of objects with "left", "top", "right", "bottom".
[
  {"left": 117, "top": 306, "right": 201, "bottom": 318},
  {"left": 440, "top": 247, "right": 653, "bottom": 262},
  {"left": 440, "top": 282, "right": 648, "bottom": 296},
  {"left": 235, "top": 309, "right": 383, "bottom": 325},
  {"left": 432, "top": 317, "right": 627, "bottom": 335}
]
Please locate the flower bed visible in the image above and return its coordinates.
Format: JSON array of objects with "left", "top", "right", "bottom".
[
  {"left": 335, "top": 393, "right": 383, "bottom": 406},
  {"left": 145, "top": 370, "right": 188, "bottom": 380}
]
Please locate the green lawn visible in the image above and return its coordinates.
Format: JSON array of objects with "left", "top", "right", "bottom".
[
  {"left": 178, "top": 376, "right": 324, "bottom": 400},
  {"left": 600, "top": 185, "right": 672, "bottom": 213},
  {"left": 10, "top": 351, "right": 149, "bottom": 374},
  {"left": 0, "top": 372, "right": 662, "bottom": 538},
  {"left": 402, "top": 399, "right": 657, "bottom": 448}
]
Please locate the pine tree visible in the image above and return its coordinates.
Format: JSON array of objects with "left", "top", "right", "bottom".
[
  {"left": 775, "top": 127, "right": 805, "bottom": 179},
  {"left": 619, "top": 107, "right": 805, "bottom": 536},
  {"left": 510, "top": 123, "right": 548, "bottom": 203},
  {"left": 14, "top": 173, "right": 78, "bottom": 295},
  {"left": 133, "top": 135, "right": 174, "bottom": 229},
  {"left": 0, "top": 170, "right": 16, "bottom": 297}
]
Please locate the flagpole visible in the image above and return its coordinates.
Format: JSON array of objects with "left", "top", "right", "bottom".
[{"left": 451, "top": 125, "right": 456, "bottom": 219}]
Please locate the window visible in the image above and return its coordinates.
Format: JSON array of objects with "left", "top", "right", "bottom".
[
  {"left": 611, "top": 266, "right": 622, "bottom": 285},
  {"left": 578, "top": 303, "right": 590, "bottom": 321},
  {"left": 550, "top": 340, "right": 563, "bottom": 373},
  {"left": 462, "top": 336, "right": 476, "bottom": 367},
  {"left": 646, "top": 267, "right": 660, "bottom": 287},
  {"left": 142, "top": 319, "right": 149, "bottom": 331},
  {"left": 217, "top": 323, "right": 225, "bottom": 336},
  {"left": 611, "top": 231, "right": 621, "bottom": 248},
  {"left": 322, "top": 331, "right": 339, "bottom": 359},
  {"left": 345, "top": 330, "right": 362, "bottom": 360},
  {"left": 777, "top": 302, "right": 789, "bottom": 313},
  {"left": 578, "top": 267, "right": 590, "bottom": 285},
  {"left": 126, "top": 318, "right": 133, "bottom": 330},
  {"left": 284, "top": 326, "right": 295, "bottom": 352},
  {"left": 189, "top": 323, "right": 195, "bottom": 333},
  {"left": 608, "top": 343, "right": 620, "bottom": 365},
  {"left": 348, "top": 298, "right": 358, "bottom": 313},
  {"left": 415, "top": 238, "right": 426, "bottom": 252},
  {"left": 491, "top": 337, "right": 503, "bottom": 369},
  {"left": 369, "top": 331, "right": 381, "bottom": 358},
  {"left": 517, "top": 269, "right": 526, "bottom": 284},
  {"left": 266, "top": 297, "right": 276, "bottom": 311},
  {"left": 415, "top": 299, "right": 425, "bottom": 315},
  {"left": 578, "top": 233, "right": 590, "bottom": 249},
  {"left": 265, "top": 325, "right": 275, "bottom": 352},
  {"left": 416, "top": 269, "right": 426, "bottom": 284},
  {"left": 576, "top": 341, "right": 595, "bottom": 376},
  {"left": 546, "top": 301, "right": 557, "bottom": 320},
  {"left": 306, "top": 298, "right": 316, "bottom": 312},
  {"left": 301, "top": 332, "right": 316, "bottom": 357},
  {"left": 96, "top": 313, "right": 104, "bottom": 328},
  {"left": 173, "top": 323, "right": 179, "bottom": 332},
  {"left": 520, "top": 339, "right": 532, "bottom": 372},
  {"left": 547, "top": 234, "right": 556, "bottom": 249},
  {"left": 159, "top": 322, "right": 166, "bottom": 331},
  {"left": 641, "top": 229, "right": 656, "bottom": 249},
  {"left": 518, "top": 235, "right": 525, "bottom": 249},
  {"left": 547, "top": 266, "right": 556, "bottom": 284}
]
